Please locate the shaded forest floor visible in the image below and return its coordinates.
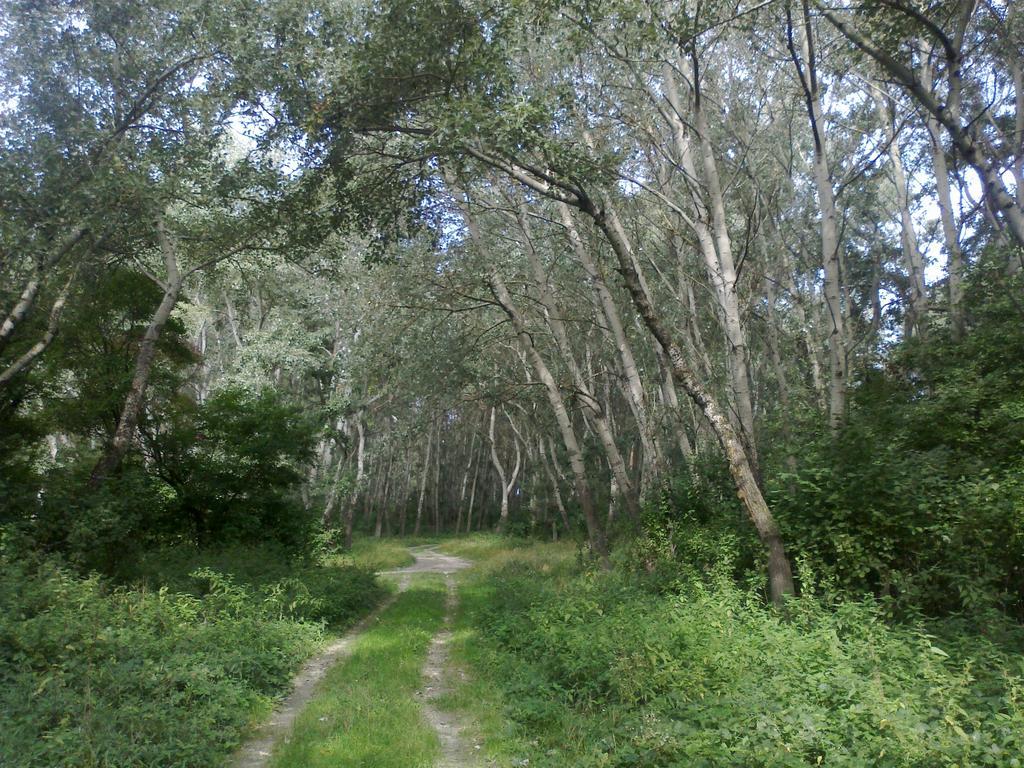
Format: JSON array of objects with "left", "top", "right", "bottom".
[{"left": 5, "top": 534, "right": 1024, "bottom": 767}]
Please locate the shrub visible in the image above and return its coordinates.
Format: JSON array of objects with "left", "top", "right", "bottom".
[
  {"left": 472, "top": 561, "right": 1024, "bottom": 767},
  {"left": 0, "top": 544, "right": 384, "bottom": 767},
  {"left": 131, "top": 544, "right": 386, "bottom": 628}
]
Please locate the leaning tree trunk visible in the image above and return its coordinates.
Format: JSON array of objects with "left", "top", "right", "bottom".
[
  {"left": 488, "top": 269, "right": 610, "bottom": 566},
  {"left": 583, "top": 200, "right": 795, "bottom": 602},
  {"left": 555, "top": 202, "right": 662, "bottom": 497},
  {"left": 461, "top": 145, "right": 795, "bottom": 601},
  {"left": 0, "top": 227, "right": 87, "bottom": 357},
  {"left": 510, "top": 202, "right": 639, "bottom": 519},
  {"left": 90, "top": 216, "right": 183, "bottom": 486},
  {"left": 0, "top": 267, "right": 77, "bottom": 387}
]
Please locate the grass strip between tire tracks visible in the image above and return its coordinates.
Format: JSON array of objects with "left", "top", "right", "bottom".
[{"left": 268, "top": 575, "right": 446, "bottom": 768}]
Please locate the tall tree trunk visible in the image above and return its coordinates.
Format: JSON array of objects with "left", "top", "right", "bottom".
[
  {"left": 539, "top": 437, "right": 572, "bottom": 533},
  {"left": 414, "top": 427, "right": 432, "bottom": 536},
  {"left": 788, "top": 2, "right": 847, "bottom": 430},
  {"left": 322, "top": 451, "right": 349, "bottom": 527},
  {"left": 400, "top": 450, "right": 413, "bottom": 536},
  {"left": 457, "top": 431, "right": 479, "bottom": 534},
  {"left": 876, "top": 91, "right": 929, "bottom": 336},
  {"left": 466, "top": 445, "right": 481, "bottom": 534},
  {"left": 432, "top": 416, "right": 442, "bottom": 534},
  {"left": 375, "top": 451, "right": 392, "bottom": 539},
  {"left": 920, "top": 51, "right": 966, "bottom": 338},
  {"left": 660, "top": 63, "right": 759, "bottom": 462},
  {"left": 223, "top": 290, "right": 244, "bottom": 348},
  {"left": 653, "top": 343, "right": 695, "bottom": 465},
  {"left": 400, "top": 456, "right": 414, "bottom": 536},
  {"left": 779, "top": 240, "right": 827, "bottom": 403},
  {"left": 764, "top": 275, "right": 799, "bottom": 476},
  {"left": 343, "top": 417, "right": 366, "bottom": 549},
  {"left": 487, "top": 406, "right": 522, "bottom": 534}
]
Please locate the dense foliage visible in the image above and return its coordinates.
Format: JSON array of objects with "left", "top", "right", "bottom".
[
  {"left": 462, "top": 546, "right": 1024, "bottom": 767},
  {"left": 0, "top": 545, "right": 383, "bottom": 768},
  {"left": 2, "top": 385, "right": 319, "bottom": 573}
]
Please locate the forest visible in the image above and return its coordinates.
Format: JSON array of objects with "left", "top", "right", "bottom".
[{"left": 1, "top": 0, "right": 1023, "bottom": 766}]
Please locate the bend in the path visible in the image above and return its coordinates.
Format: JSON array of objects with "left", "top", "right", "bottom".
[{"left": 382, "top": 544, "right": 472, "bottom": 576}]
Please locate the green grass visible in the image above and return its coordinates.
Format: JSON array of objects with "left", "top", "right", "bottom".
[
  {"left": 435, "top": 539, "right": 580, "bottom": 767},
  {"left": 439, "top": 532, "right": 578, "bottom": 564},
  {"left": 269, "top": 576, "right": 447, "bottom": 768},
  {"left": 331, "top": 537, "right": 417, "bottom": 571},
  {"left": 438, "top": 540, "right": 1024, "bottom": 768}
]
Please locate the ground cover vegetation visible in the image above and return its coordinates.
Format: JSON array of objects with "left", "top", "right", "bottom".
[
  {"left": 446, "top": 538, "right": 1024, "bottom": 767},
  {"left": 1, "top": 0, "right": 1022, "bottom": 764},
  {"left": 0, "top": 544, "right": 385, "bottom": 767}
]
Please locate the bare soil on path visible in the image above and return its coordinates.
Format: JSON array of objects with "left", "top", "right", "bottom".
[
  {"left": 230, "top": 545, "right": 474, "bottom": 768},
  {"left": 380, "top": 544, "right": 472, "bottom": 576}
]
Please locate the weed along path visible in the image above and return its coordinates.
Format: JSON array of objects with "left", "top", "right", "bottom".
[{"left": 230, "top": 545, "right": 474, "bottom": 768}]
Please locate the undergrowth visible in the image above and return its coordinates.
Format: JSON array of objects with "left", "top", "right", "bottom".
[
  {"left": 334, "top": 536, "right": 416, "bottom": 571},
  {"left": 454, "top": 544, "right": 1024, "bottom": 768},
  {"left": 0, "top": 542, "right": 386, "bottom": 767}
]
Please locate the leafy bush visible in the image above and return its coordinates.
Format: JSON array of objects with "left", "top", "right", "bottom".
[
  {"left": 5, "top": 386, "right": 322, "bottom": 573},
  {"left": 22, "top": 459, "right": 177, "bottom": 574},
  {"left": 146, "top": 386, "right": 320, "bottom": 552},
  {"left": 131, "top": 544, "right": 386, "bottom": 628},
  {"left": 742, "top": 269, "right": 1024, "bottom": 617},
  {"left": 0, "top": 545, "right": 385, "bottom": 767},
  {"left": 470, "top": 560, "right": 1024, "bottom": 768}
]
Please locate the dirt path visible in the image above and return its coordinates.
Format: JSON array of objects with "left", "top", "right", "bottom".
[
  {"left": 230, "top": 545, "right": 473, "bottom": 768},
  {"left": 417, "top": 571, "right": 481, "bottom": 768},
  {"left": 230, "top": 573, "right": 410, "bottom": 768},
  {"left": 380, "top": 544, "right": 471, "bottom": 576}
]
